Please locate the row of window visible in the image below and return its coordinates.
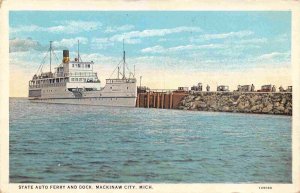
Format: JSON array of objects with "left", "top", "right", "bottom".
[
  {"left": 76, "top": 98, "right": 118, "bottom": 100},
  {"left": 71, "top": 78, "right": 94, "bottom": 82},
  {"left": 72, "top": 63, "right": 91, "bottom": 68},
  {"left": 30, "top": 78, "right": 68, "bottom": 85},
  {"left": 43, "top": 89, "right": 54, "bottom": 93},
  {"left": 110, "top": 86, "right": 129, "bottom": 89},
  {"left": 43, "top": 89, "right": 70, "bottom": 93}
]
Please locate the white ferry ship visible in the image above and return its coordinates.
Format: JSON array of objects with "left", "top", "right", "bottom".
[{"left": 28, "top": 41, "right": 137, "bottom": 107}]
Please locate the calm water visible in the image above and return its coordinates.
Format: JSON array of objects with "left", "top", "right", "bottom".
[{"left": 9, "top": 98, "right": 292, "bottom": 183}]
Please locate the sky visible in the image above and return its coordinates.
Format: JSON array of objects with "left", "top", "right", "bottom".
[{"left": 9, "top": 11, "right": 291, "bottom": 97}]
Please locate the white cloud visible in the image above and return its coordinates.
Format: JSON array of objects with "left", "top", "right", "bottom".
[
  {"left": 10, "top": 25, "right": 42, "bottom": 34},
  {"left": 10, "top": 20, "right": 102, "bottom": 34},
  {"left": 141, "top": 44, "right": 225, "bottom": 54},
  {"left": 104, "top": 25, "right": 135, "bottom": 33},
  {"left": 140, "top": 45, "right": 165, "bottom": 53},
  {"left": 90, "top": 26, "right": 202, "bottom": 49},
  {"left": 91, "top": 38, "right": 115, "bottom": 49},
  {"left": 52, "top": 37, "right": 88, "bottom": 49},
  {"left": 50, "top": 20, "right": 102, "bottom": 34},
  {"left": 91, "top": 36, "right": 141, "bottom": 50},
  {"left": 9, "top": 50, "right": 51, "bottom": 75},
  {"left": 9, "top": 38, "right": 46, "bottom": 52},
  {"left": 10, "top": 37, "right": 89, "bottom": 53},
  {"left": 111, "top": 26, "right": 202, "bottom": 42},
  {"left": 158, "top": 38, "right": 167, "bottom": 42},
  {"left": 199, "top": 30, "right": 254, "bottom": 41},
  {"left": 275, "top": 33, "right": 289, "bottom": 43},
  {"left": 237, "top": 38, "right": 267, "bottom": 44},
  {"left": 256, "top": 52, "right": 290, "bottom": 61},
  {"left": 80, "top": 53, "right": 116, "bottom": 64},
  {"left": 190, "top": 31, "right": 254, "bottom": 43}
]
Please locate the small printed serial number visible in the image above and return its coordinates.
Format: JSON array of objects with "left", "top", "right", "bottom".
[{"left": 259, "top": 186, "right": 272, "bottom": 189}]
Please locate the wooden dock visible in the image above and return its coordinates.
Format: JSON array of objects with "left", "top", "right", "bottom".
[{"left": 136, "top": 91, "right": 188, "bottom": 109}]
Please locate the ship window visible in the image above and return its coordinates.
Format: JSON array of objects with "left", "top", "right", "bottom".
[
  {"left": 78, "top": 64, "right": 81, "bottom": 68},
  {"left": 127, "top": 87, "right": 128, "bottom": 89},
  {"left": 79, "top": 78, "right": 82, "bottom": 81},
  {"left": 71, "top": 78, "right": 74, "bottom": 81},
  {"left": 72, "top": 64, "right": 74, "bottom": 67},
  {"left": 87, "top": 64, "right": 90, "bottom": 68},
  {"left": 75, "top": 78, "right": 78, "bottom": 81}
]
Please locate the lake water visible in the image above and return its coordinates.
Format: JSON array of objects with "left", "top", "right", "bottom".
[{"left": 9, "top": 98, "right": 292, "bottom": 183}]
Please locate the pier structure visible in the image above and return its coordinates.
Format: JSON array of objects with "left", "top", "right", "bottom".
[
  {"left": 136, "top": 89, "right": 292, "bottom": 115},
  {"left": 136, "top": 89, "right": 188, "bottom": 109}
]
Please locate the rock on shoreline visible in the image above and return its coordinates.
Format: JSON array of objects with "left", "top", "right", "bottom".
[{"left": 178, "top": 92, "right": 292, "bottom": 115}]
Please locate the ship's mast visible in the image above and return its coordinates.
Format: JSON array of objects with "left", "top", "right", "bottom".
[
  {"left": 134, "top": 65, "right": 135, "bottom": 78},
  {"left": 118, "top": 66, "right": 120, "bottom": 79},
  {"left": 77, "top": 40, "right": 80, "bottom": 62},
  {"left": 122, "top": 39, "right": 126, "bottom": 79},
  {"left": 49, "top": 41, "right": 52, "bottom": 72}
]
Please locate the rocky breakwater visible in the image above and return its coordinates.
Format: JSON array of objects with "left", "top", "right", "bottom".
[{"left": 178, "top": 92, "right": 292, "bottom": 115}]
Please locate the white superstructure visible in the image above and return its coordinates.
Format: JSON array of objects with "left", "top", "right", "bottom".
[{"left": 28, "top": 41, "right": 137, "bottom": 107}]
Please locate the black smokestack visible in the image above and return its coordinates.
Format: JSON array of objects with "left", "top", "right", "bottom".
[
  {"left": 63, "top": 50, "right": 70, "bottom": 63},
  {"left": 63, "top": 50, "right": 69, "bottom": 58}
]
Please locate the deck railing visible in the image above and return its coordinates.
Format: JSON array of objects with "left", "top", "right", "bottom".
[
  {"left": 53, "top": 72, "right": 97, "bottom": 78},
  {"left": 29, "top": 82, "right": 67, "bottom": 88}
]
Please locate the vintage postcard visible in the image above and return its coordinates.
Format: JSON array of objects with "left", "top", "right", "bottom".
[{"left": 0, "top": 0, "right": 300, "bottom": 193}]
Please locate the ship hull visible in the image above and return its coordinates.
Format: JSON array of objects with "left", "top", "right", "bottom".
[
  {"left": 29, "top": 96, "right": 136, "bottom": 107},
  {"left": 29, "top": 78, "right": 137, "bottom": 107}
]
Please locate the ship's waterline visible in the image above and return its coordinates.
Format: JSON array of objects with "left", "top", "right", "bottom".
[
  {"left": 30, "top": 97, "right": 137, "bottom": 107},
  {"left": 9, "top": 98, "right": 291, "bottom": 183}
]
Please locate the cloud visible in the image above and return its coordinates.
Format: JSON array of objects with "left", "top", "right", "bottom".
[
  {"left": 199, "top": 30, "right": 254, "bottom": 41},
  {"left": 256, "top": 52, "right": 290, "bottom": 61},
  {"left": 141, "top": 44, "right": 225, "bottom": 54},
  {"left": 104, "top": 25, "right": 135, "bottom": 33},
  {"left": 9, "top": 38, "right": 46, "bottom": 52},
  {"left": 141, "top": 45, "right": 165, "bottom": 54},
  {"left": 52, "top": 37, "right": 88, "bottom": 49},
  {"left": 237, "top": 38, "right": 267, "bottom": 44},
  {"left": 91, "top": 38, "right": 115, "bottom": 49},
  {"left": 91, "top": 36, "right": 141, "bottom": 50},
  {"left": 50, "top": 20, "right": 102, "bottom": 34},
  {"left": 275, "top": 33, "right": 289, "bottom": 43},
  {"left": 10, "top": 25, "right": 42, "bottom": 34},
  {"left": 190, "top": 31, "right": 254, "bottom": 43},
  {"left": 188, "top": 35, "right": 269, "bottom": 59},
  {"left": 111, "top": 26, "right": 202, "bottom": 43},
  {"left": 10, "top": 20, "right": 102, "bottom": 34},
  {"left": 90, "top": 26, "right": 202, "bottom": 49},
  {"left": 9, "top": 37, "right": 89, "bottom": 53},
  {"left": 80, "top": 53, "right": 117, "bottom": 64}
]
